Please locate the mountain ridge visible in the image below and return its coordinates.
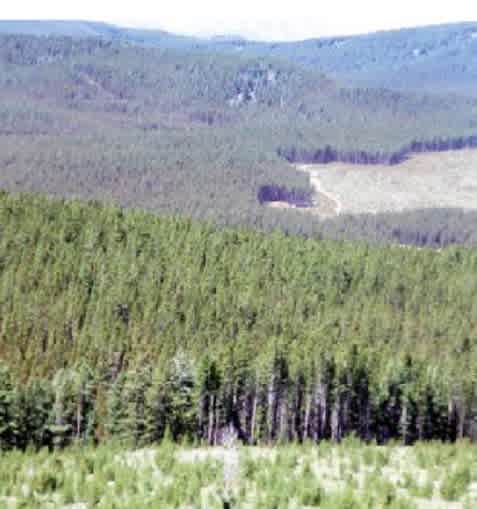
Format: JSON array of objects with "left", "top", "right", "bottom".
[
  {"left": 1, "top": 19, "right": 477, "bottom": 96},
  {"left": 1, "top": 19, "right": 476, "bottom": 42}
]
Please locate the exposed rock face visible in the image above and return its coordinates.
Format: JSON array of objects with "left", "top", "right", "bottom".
[{"left": 228, "top": 65, "right": 281, "bottom": 107}]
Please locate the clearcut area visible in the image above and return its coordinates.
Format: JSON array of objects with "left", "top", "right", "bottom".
[{"left": 298, "top": 149, "right": 477, "bottom": 217}]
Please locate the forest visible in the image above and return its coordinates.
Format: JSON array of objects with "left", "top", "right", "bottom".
[
  {"left": 217, "top": 22, "right": 477, "bottom": 97},
  {"left": 1, "top": 33, "right": 477, "bottom": 247},
  {"left": 0, "top": 193, "right": 476, "bottom": 450}
]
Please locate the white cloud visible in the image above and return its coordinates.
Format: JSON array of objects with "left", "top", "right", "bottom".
[{"left": 2, "top": 0, "right": 477, "bottom": 40}]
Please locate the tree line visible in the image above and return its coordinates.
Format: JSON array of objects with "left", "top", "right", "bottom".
[{"left": 278, "top": 135, "right": 477, "bottom": 166}]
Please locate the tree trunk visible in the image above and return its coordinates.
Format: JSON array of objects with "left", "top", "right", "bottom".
[
  {"left": 267, "top": 376, "right": 277, "bottom": 443},
  {"left": 457, "top": 399, "right": 466, "bottom": 440},
  {"left": 278, "top": 388, "right": 288, "bottom": 442},
  {"left": 207, "top": 394, "right": 215, "bottom": 445},
  {"left": 400, "top": 400, "right": 409, "bottom": 444},
  {"left": 250, "top": 392, "right": 257, "bottom": 444},
  {"left": 314, "top": 382, "right": 328, "bottom": 440},
  {"left": 331, "top": 396, "right": 342, "bottom": 442}
]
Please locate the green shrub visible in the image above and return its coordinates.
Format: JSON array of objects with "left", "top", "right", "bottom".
[
  {"left": 322, "top": 488, "right": 363, "bottom": 509},
  {"left": 296, "top": 479, "right": 323, "bottom": 507},
  {"left": 389, "top": 497, "right": 417, "bottom": 509},
  {"left": 440, "top": 465, "right": 471, "bottom": 501}
]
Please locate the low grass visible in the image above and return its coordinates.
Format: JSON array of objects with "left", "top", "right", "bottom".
[{"left": 0, "top": 440, "right": 475, "bottom": 508}]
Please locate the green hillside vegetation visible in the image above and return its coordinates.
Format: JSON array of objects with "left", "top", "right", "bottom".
[
  {"left": 1, "top": 34, "right": 477, "bottom": 246},
  {"left": 0, "top": 193, "right": 476, "bottom": 448}
]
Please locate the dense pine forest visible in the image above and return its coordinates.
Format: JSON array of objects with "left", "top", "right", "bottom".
[{"left": 0, "top": 193, "right": 476, "bottom": 449}]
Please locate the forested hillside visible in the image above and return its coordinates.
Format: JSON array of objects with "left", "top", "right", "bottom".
[
  {"left": 220, "top": 23, "right": 477, "bottom": 97},
  {"left": 0, "top": 193, "right": 476, "bottom": 448},
  {"left": 0, "top": 20, "right": 122, "bottom": 38},
  {"left": 1, "top": 33, "right": 477, "bottom": 246},
  {"left": 0, "top": 20, "right": 200, "bottom": 48},
  {"left": 2, "top": 21, "right": 477, "bottom": 96}
]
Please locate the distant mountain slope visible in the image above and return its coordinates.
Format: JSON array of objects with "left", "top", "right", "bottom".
[
  {"left": 232, "top": 23, "right": 477, "bottom": 96},
  {"left": 1, "top": 33, "right": 475, "bottom": 154},
  {"left": 1, "top": 21, "right": 476, "bottom": 95},
  {"left": 0, "top": 32, "right": 477, "bottom": 246},
  {"left": 0, "top": 20, "right": 121, "bottom": 38},
  {"left": 0, "top": 20, "right": 204, "bottom": 49}
]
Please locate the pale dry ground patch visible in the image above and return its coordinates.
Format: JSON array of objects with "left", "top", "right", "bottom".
[{"left": 295, "top": 149, "right": 477, "bottom": 217}]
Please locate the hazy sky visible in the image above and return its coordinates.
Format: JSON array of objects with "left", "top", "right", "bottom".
[{"left": 2, "top": 0, "right": 477, "bottom": 40}]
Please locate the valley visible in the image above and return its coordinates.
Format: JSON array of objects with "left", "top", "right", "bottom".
[{"left": 0, "top": 17, "right": 477, "bottom": 508}]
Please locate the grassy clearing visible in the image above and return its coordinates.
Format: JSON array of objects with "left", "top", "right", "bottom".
[
  {"left": 299, "top": 149, "right": 477, "bottom": 216},
  {"left": 0, "top": 439, "right": 476, "bottom": 508}
]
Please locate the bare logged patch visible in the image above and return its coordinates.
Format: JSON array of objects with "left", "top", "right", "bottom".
[
  {"left": 267, "top": 201, "right": 294, "bottom": 209},
  {"left": 297, "top": 149, "right": 477, "bottom": 216}
]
